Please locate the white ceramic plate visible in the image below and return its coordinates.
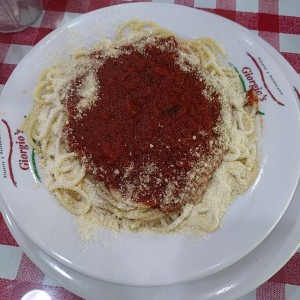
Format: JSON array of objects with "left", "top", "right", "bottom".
[
  {"left": 1, "top": 19, "right": 300, "bottom": 300},
  {"left": 0, "top": 3, "right": 300, "bottom": 286}
]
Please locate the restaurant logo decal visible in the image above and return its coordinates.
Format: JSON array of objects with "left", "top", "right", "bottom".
[
  {"left": 0, "top": 119, "right": 40, "bottom": 187},
  {"left": 232, "top": 52, "right": 287, "bottom": 112},
  {"left": 245, "top": 52, "right": 284, "bottom": 106},
  {"left": 15, "top": 128, "right": 30, "bottom": 171},
  {"left": 1, "top": 119, "right": 17, "bottom": 187}
]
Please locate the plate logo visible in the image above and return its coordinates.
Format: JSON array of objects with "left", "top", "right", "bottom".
[
  {"left": 1, "top": 119, "right": 17, "bottom": 187},
  {"left": 15, "top": 128, "right": 30, "bottom": 171},
  {"left": 245, "top": 52, "right": 285, "bottom": 106}
]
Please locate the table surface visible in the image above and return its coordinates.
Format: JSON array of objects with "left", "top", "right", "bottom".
[{"left": 0, "top": 0, "right": 300, "bottom": 299}]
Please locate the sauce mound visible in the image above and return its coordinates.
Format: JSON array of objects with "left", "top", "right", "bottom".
[{"left": 63, "top": 36, "right": 226, "bottom": 212}]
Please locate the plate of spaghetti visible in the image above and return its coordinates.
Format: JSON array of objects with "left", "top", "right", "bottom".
[{"left": 0, "top": 3, "right": 299, "bottom": 286}]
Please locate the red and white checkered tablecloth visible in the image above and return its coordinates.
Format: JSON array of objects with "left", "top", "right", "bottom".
[{"left": 0, "top": 0, "right": 299, "bottom": 299}]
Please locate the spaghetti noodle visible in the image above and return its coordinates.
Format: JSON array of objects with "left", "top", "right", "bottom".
[{"left": 22, "top": 20, "right": 258, "bottom": 239}]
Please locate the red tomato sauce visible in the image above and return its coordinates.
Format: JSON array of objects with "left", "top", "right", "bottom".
[{"left": 63, "top": 37, "right": 222, "bottom": 212}]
